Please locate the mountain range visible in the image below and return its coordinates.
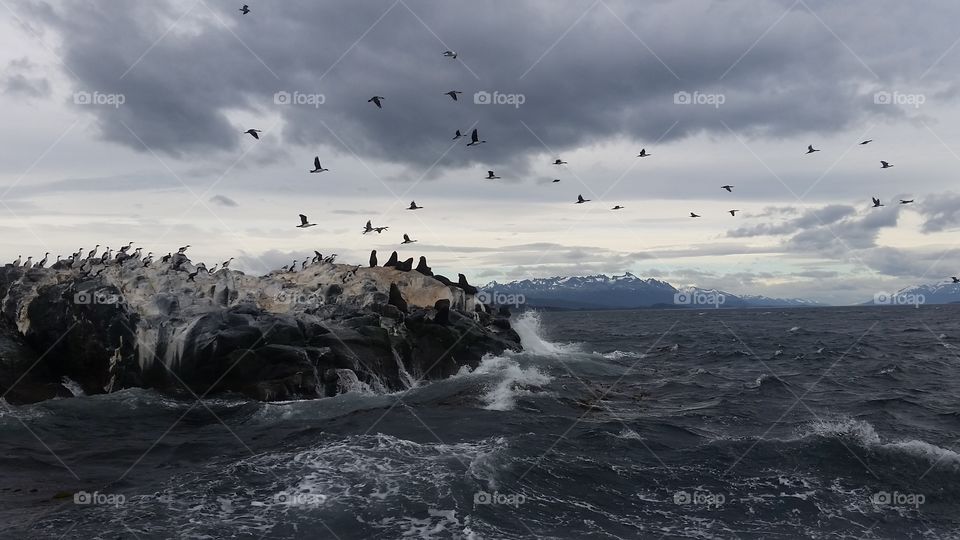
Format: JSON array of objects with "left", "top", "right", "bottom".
[{"left": 481, "top": 273, "right": 825, "bottom": 310}]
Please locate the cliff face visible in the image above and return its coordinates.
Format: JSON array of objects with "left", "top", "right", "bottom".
[{"left": 0, "top": 258, "right": 519, "bottom": 404}]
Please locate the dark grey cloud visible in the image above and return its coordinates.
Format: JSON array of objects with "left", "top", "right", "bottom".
[
  {"left": 21, "top": 0, "right": 960, "bottom": 170},
  {"left": 728, "top": 204, "right": 856, "bottom": 238},
  {"left": 209, "top": 194, "right": 238, "bottom": 207}
]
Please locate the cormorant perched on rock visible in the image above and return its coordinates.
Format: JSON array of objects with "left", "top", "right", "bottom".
[
  {"left": 369, "top": 250, "right": 378, "bottom": 267},
  {"left": 178, "top": 245, "right": 190, "bottom": 254},
  {"left": 100, "top": 249, "right": 111, "bottom": 264},
  {"left": 458, "top": 274, "right": 478, "bottom": 295},
  {"left": 161, "top": 252, "right": 172, "bottom": 263},
  {"left": 187, "top": 268, "right": 200, "bottom": 282},
  {"left": 12, "top": 255, "right": 21, "bottom": 266},
  {"left": 37, "top": 253, "right": 49, "bottom": 268},
  {"left": 383, "top": 251, "right": 399, "bottom": 268},
  {"left": 433, "top": 299, "right": 451, "bottom": 325},
  {"left": 398, "top": 258, "right": 414, "bottom": 271},
  {"left": 388, "top": 283, "right": 408, "bottom": 313},
  {"left": 415, "top": 256, "right": 432, "bottom": 276},
  {"left": 86, "top": 245, "right": 100, "bottom": 259}
]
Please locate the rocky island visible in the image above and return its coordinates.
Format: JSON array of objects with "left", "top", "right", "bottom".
[{"left": 0, "top": 253, "right": 521, "bottom": 404}]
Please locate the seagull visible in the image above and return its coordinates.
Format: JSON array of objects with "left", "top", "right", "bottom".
[
  {"left": 444, "top": 91, "right": 463, "bottom": 101},
  {"left": 611, "top": 205, "right": 624, "bottom": 210},
  {"left": 244, "top": 129, "right": 262, "bottom": 140},
  {"left": 900, "top": 199, "right": 914, "bottom": 204},
  {"left": 576, "top": 195, "right": 590, "bottom": 204},
  {"left": 453, "top": 129, "right": 465, "bottom": 140},
  {"left": 363, "top": 220, "right": 374, "bottom": 234},
  {"left": 466, "top": 128, "right": 486, "bottom": 147},
  {"left": 690, "top": 212, "right": 701, "bottom": 218},
  {"left": 880, "top": 161, "right": 893, "bottom": 169},
  {"left": 239, "top": 4, "right": 250, "bottom": 15},
  {"left": 806, "top": 145, "right": 820, "bottom": 154},
  {"left": 310, "top": 157, "right": 329, "bottom": 173},
  {"left": 407, "top": 201, "right": 423, "bottom": 210},
  {"left": 368, "top": 96, "right": 385, "bottom": 109},
  {"left": 402, "top": 234, "right": 417, "bottom": 244},
  {"left": 297, "top": 214, "right": 317, "bottom": 228},
  {"left": 442, "top": 50, "right": 458, "bottom": 59},
  {"left": 636, "top": 149, "right": 651, "bottom": 158},
  {"left": 953, "top": 277, "right": 960, "bottom": 284},
  {"left": 729, "top": 210, "right": 740, "bottom": 216},
  {"left": 721, "top": 185, "right": 734, "bottom": 192},
  {"left": 872, "top": 197, "right": 884, "bottom": 208},
  {"left": 486, "top": 170, "right": 500, "bottom": 180},
  {"left": 860, "top": 140, "right": 873, "bottom": 145},
  {"left": 554, "top": 158, "right": 567, "bottom": 165}
]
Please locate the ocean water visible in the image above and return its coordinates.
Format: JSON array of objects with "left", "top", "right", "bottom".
[{"left": 2, "top": 306, "right": 960, "bottom": 539}]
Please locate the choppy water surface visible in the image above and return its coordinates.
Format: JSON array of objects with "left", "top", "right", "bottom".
[{"left": 3, "top": 306, "right": 960, "bottom": 539}]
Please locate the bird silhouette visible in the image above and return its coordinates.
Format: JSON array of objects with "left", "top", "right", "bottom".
[
  {"left": 244, "top": 129, "right": 261, "bottom": 139},
  {"left": 402, "top": 234, "right": 417, "bottom": 244},
  {"left": 860, "top": 140, "right": 873, "bottom": 145},
  {"left": 729, "top": 210, "right": 740, "bottom": 216},
  {"left": 442, "top": 50, "right": 458, "bottom": 59},
  {"left": 445, "top": 91, "right": 463, "bottom": 101},
  {"left": 467, "top": 129, "right": 486, "bottom": 147},
  {"left": 297, "top": 214, "right": 316, "bottom": 228},
  {"left": 368, "top": 96, "right": 385, "bottom": 108},
  {"left": 554, "top": 158, "right": 567, "bottom": 165},
  {"left": 871, "top": 197, "right": 884, "bottom": 208},
  {"left": 453, "top": 129, "right": 464, "bottom": 140},
  {"left": 900, "top": 199, "right": 914, "bottom": 204},
  {"left": 486, "top": 170, "right": 500, "bottom": 180},
  {"left": 408, "top": 201, "right": 423, "bottom": 210},
  {"left": 880, "top": 161, "right": 893, "bottom": 169},
  {"left": 576, "top": 195, "right": 590, "bottom": 204},
  {"left": 310, "top": 157, "right": 329, "bottom": 173},
  {"left": 611, "top": 205, "right": 624, "bottom": 210},
  {"left": 636, "top": 149, "right": 651, "bottom": 158},
  {"left": 806, "top": 144, "right": 820, "bottom": 154},
  {"left": 239, "top": 4, "right": 250, "bottom": 15},
  {"left": 721, "top": 185, "right": 734, "bottom": 192},
  {"left": 690, "top": 212, "right": 701, "bottom": 218}
]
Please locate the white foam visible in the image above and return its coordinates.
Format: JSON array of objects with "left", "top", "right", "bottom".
[
  {"left": 802, "top": 418, "right": 960, "bottom": 469},
  {"left": 511, "top": 311, "right": 580, "bottom": 355},
  {"left": 459, "top": 355, "right": 552, "bottom": 411},
  {"left": 61, "top": 377, "right": 85, "bottom": 397}
]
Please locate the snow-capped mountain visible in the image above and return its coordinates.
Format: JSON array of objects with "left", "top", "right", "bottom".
[
  {"left": 869, "top": 281, "right": 960, "bottom": 305},
  {"left": 481, "top": 273, "right": 825, "bottom": 309}
]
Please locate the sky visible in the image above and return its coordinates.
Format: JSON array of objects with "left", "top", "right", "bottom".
[{"left": 3, "top": 0, "right": 960, "bottom": 304}]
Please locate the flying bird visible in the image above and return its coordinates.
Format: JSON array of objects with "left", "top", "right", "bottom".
[
  {"left": 310, "top": 157, "right": 329, "bottom": 173},
  {"left": 239, "top": 4, "right": 250, "bottom": 15},
  {"left": 611, "top": 205, "right": 624, "bottom": 210},
  {"left": 860, "top": 140, "right": 873, "bottom": 145},
  {"left": 576, "top": 195, "right": 590, "bottom": 204},
  {"left": 554, "top": 159, "right": 567, "bottom": 165},
  {"left": 636, "top": 149, "right": 651, "bottom": 158},
  {"left": 486, "top": 170, "right": 500, "bottom": 180},
  {"left": 402, "top": 234, "right": 417, "bottom": 244},
  {"left": 871, "top": 197, "right": 884, "bottom": 208},
  {"left": 467, "top": 129, "right": 486, "bottom": 147},
  {"left": 721, "top": 185, "right": 734, "bottom": 192},
  {"left": 690, "top": 212, "right": 701, "bottom": 218},
  {"left": 244, "top": 129, "right": 262, "bottom": 139},
  {"left": 363, "top": 220, "right": 374, "bottom": 234},
  {"left": 453, "top": 129, "right": 465, "bottom": 140},
  {"left": 880, "top": 161, "right": 893, "bottom": 169},
  {"left": 806, "top": 145, "right": 820, "bottom": 154},
  {"left": 729, "top": 210, "right": 740, "bottom": 216},
  {"left": 297, "top": 214, "right": 316, "bottom": 228},
  {"left": 552, "top": 179, "right": 561, "bottom": 183},
  {"left": 445, "top": 91, "right": 463, "bottom": 101},
  {"left": 900, "top": 199, "right": 914, "bottom": 204},
  {"left": 442, "top": 50, "right": 458, "bottom": 59},
  {"left": 952, "top": 277, "right": 960, "bottom": 284},
  {"left": 373, "top": 226, "right": 389, "bottom": 234},
  {"left": 368, "top": 96, "right": 385, "bottom": 108},
  {"left": 407, "top": 201, "right": 423, "bottom": 210}
]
